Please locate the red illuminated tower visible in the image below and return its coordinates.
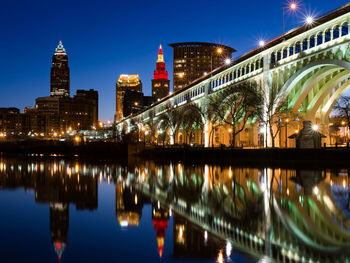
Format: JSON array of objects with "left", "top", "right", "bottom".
[{"left": 151, "top": 45, "right": 170, "bottom": 100}]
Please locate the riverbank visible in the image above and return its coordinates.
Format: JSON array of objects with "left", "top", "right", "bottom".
[
  {"left": 140, "top": 145, "right": 350, "bottom": 167},
  {"left": 1, "top": 140, "right": 350, "bottom": 167},
  {"left": 0, "top": 140, "right": 130, "bottom": 159}
]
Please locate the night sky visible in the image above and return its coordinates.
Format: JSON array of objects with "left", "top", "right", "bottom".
[{"left": 1, "top": 0, "right": 349, "bottom": 122}]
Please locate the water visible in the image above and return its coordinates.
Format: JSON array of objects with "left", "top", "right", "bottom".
[{"left": 0, "top": 157, "right": 349, "bottom": 262}]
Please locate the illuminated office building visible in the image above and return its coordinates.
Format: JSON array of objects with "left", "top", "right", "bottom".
[
  {"left": 168, "top": 42, "right": 235, "bottom": 91},
  {"left": 115, "top": 74, "right": 142, "bottom": 122}
]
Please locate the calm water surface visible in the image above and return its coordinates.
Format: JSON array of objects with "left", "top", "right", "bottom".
[{"left": 0, "top": 157, "right": 350, "bottom": 263}]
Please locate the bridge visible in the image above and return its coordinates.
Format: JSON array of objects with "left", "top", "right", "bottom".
[
  {"left": 116, "top": 3, "right": 350, "bottom": 148},
  {"left": 121, "top": 162, "right": 350, "bottom": 262}
]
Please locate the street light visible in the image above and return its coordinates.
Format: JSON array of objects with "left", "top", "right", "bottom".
[
  {"left": 225, "top": 58, "right": 231, "bottom": 65},
  {"left": 305, "top": 16, "right": 314, "bottom": 25},
  {"left": 210, "top": 47, "right": 226, "bottom": 76},
  {"left": 285, "top": 119, "right": 289, "bottom": 148},
  {"left": 259, "top": 40, "right": 265, "bottom": 47},
  {"left": 283, "top": 2, "right": 298, "bottom": 33}
]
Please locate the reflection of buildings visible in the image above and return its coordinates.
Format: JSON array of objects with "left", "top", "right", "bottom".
[
  {"left": 0, "top": 159, "right": 98, "bottom": 261},
  {"left": 152, "top": 202, "right": 169, "bottom": 258},
  {"left": 115, "top": 182, "right": 144, "bottom": 227},
  {"left": 50, "top": 203, "right": 69, "bottom": 260}
]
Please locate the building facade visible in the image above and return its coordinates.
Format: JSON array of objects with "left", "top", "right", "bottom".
[
  {"left": 151, "top": 45, "right": 170, "bottom": 99},
  {"left": 169, "top": 42, "right": 236, "bottom": 91},
  {"left": 123, "top": 90, "right": 156, "bottom": 117},
  {"left": 0, "top": 42, "right": 99, "bottom": 137},
  {"left": 51, "top": 41, "right": 70, "bottom": 97},
  {"left": 115, "top": 74, "right": 142, "bottom": 122},
  {"left": 34, "top": 89, "right": 99, "bottom": 133}
]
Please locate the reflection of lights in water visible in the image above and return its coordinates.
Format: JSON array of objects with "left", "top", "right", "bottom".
[
  {"left": 343, "top": 179, "right": 346, "bottom": 189},
  {"left": 176, "top": 225, "right": 185, "bottom": 244},
  {"left": 225, "top": 241, "right": 232, "bottom": 257},
  {"left": 313, "top": 186, "right": 319, "bottom": 195},
  {"left": 286, "top": 188, "right": 289, "bottom": 195},
  {"left": 158, "top": 201, "right": 160, "bottom": 209},
  {"left": 257, "top": 256, "right": 269, "bottom": 263},
  {"left": 330, "top": 179, "right": 333, "bottom": 186},
  {"left": 217, "top": 250, "right": 224, "bottom": 263},
  {"left": 75, "top": 163, "right": 79, "bottom": 173},
  {"left": 135, "top": 194, "right": 138, "bottom": 205},
  {"left": 120, "top": 220, "right": 128, "bottom": 227},
  {"left": 204, "top": 230, "right": 208, "bottom": 241},
  {"left": 169, "top": 208, "right": 172, "bottom": 217},
  {"left": 228, "top": 167, "right": 232, "bottom": 178}
]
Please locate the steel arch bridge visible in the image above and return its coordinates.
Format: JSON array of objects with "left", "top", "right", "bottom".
[{"left": 117, "top": 3, "right": 350, "bottom": 147}]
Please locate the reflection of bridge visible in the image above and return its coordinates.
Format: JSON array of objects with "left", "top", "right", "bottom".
[
  {"left": 117, "top": 3, "right": 350, "bottom": 147},
  {"left": 125, "top": 162, "right": 350, "bottom": 262}
]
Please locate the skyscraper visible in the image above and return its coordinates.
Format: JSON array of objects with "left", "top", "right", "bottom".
[
  {"left": 151, "top": 45, "right": 170, "bottom": 100},
  {"left": 115, "top": 74, "right": 142, "bottom": 122},
  {"left": 51, "top": 41, "right": 70, "bottom": 97},
  {"left": 168, "top": 42, "right": 236, "bottom": 91}
]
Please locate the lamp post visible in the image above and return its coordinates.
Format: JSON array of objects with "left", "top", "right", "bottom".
[
  {"left": 285, "top": 119, "right": 289, "bottom": 148},
  {"left": 283, "top": 2, "right": 297, "bottom": 34}
]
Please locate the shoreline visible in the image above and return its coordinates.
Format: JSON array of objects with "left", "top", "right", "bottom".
[{"left": 0, "top": 141, "right": 350, "bottom": 168}]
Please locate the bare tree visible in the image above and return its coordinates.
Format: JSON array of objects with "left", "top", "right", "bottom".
[
  {"left": 260, "top": 86, "right": 288, "bottom": 148},
  {"left": 206, "top": 103, "right": 224, "bottom": 146},
  {"left": 209, "top": 82, "right": 261, "bottom": 147},
  {"left": 333, "top": 96, "right": 350, "bottom": 142},
  {"left": 144, "top": 110, "right": 157, "bottom": 144},
  {"left": 158, "top": 103, "right": 182, "bottom": 144},
  {"left": 180, "top": 104, "right": 204, "bottom": 144}
]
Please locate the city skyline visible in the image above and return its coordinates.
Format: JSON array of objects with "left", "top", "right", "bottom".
[{"left": 2, "top": 0, "right": 349, "bottom": 122}]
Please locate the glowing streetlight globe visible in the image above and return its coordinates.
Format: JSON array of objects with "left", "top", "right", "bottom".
[
  {"left": 312, "top": 124, "right": 319, "bottom": 131},
  {"left": 259, "top": 40, "right": 265, "bottom": 47},
  {"left": 225, "top": 58, "right": 231, "bottom": 65},
  {"left": 290, "top": 3, "right": 297, "bottom": 10},
  {"left": 306, "top": 16, "right": 314, "bottom": 25}
]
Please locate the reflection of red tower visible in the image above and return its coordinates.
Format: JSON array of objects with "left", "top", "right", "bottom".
[
  {"left": 152, "top": 45, "right": 170, "bottom": 100},
  {"left": 153, "top": 219, "right": 169, "bottom": 258},
  {"left": 152, "top": 203, "right": 170, "bottom": 258}
]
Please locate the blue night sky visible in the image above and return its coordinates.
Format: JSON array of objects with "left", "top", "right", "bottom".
[{"left": 1, "top": 0, "right": 349, "bottom": 122}]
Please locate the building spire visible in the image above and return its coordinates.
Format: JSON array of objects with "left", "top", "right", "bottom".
[
  {"left": 157, "top": 44, "right": 164, "bottom": 62},
  {"left": 55, "top": 40, "right": 67, "bottom": 55}
]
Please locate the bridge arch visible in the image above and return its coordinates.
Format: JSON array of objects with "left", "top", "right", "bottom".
[{"left": 277, "top": 59, "right": 350, "bottom": 114}]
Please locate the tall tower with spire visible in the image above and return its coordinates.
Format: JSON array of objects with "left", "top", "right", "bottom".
[
  {"left": 151, "top": 45, "right": 170, "bottom": 100},
  {"left": 50, "top": 41, "right": 70, "bottom": 97}
]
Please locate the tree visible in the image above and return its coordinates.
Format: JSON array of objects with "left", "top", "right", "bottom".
[
  {"left": 158, "top": 103, "right": 182, "bottom": 144},
  {"left": 144, "top": 110, "right": 157, "bottom": 144},
  {"left": 209, "top": 82, "right": 261, "bottom": 147},
  {"left": 180, "top": 104, "right": 204, "bottom": 144},
  {"left": 259, "top": 85, "right": 288, "bottom": 148},
  {"left": 206, "top": 102, "right": 224, "bottom": 146},
  {"left": 333, "top": 96, "right": 350, "bottom": 142}
]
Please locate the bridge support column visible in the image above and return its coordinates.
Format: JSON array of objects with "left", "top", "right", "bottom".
[{"left": 204, "top": 121, "right": 210, "bottom": 147}]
